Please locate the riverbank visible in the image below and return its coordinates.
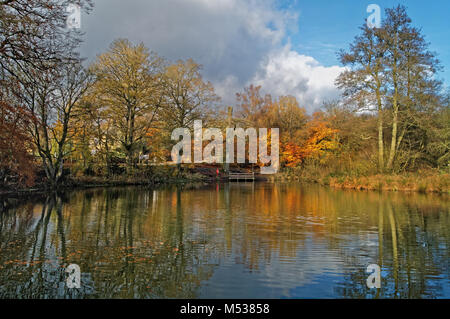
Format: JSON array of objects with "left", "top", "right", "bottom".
[
  {"left": 2, "top": 165, "right": 449, "bottom": 197},
  {"left": 274, "top": 167, "right": 450, "bottom": 193},
  {"left": 0, "top": 164, "right": 273, "bottom": 197},
  {"left": 0, "top": 167, "right": 212, "bottom": 197}
]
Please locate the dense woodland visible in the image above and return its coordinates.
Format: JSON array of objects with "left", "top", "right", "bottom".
[{"left": 0, "top": 2, "right": 449, "bottom": 192}]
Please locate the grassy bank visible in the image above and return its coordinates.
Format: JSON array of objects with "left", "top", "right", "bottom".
[{"left": 274, "top": 167, "right": 450, "bottom": 193}]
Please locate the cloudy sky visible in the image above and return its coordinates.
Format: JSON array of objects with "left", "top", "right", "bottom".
[{"left": 79, "top": 0, "right": 450, "bottom": 113}]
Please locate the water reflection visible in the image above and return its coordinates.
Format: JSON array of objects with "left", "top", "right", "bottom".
[{"left": 0, "top": 183, "right": 449, "bottom": 298}]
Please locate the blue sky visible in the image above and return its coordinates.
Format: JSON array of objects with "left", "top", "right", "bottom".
[
  {"left": 81, "top": 0, "right": 449, "bottom": 111},
  {"left": 278, "top": 0, "right": 450, "bottom": 86}
]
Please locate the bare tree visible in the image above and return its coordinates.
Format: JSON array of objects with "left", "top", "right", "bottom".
[
  {"left": 15, "top": 61, "right": 93, "bottom": 187},
  {"left": 0, "top": 0, "right": 92, "bottom": 77}
]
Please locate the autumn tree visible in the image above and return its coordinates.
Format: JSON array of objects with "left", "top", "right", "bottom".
[
  {"left": 0, "top": 0, "right": 94, "bottom": 188},
  {"left": 90, "top": 39, "right": 164, "bottom": 173},
  {"left": 337, "top": 5, "right": 442, "bottom": 172},
  {"left": 323, "top": 101, "right": 378, "bottom": 174},
  {"left": 145, "top": 126, "right": 170, "bottom": 163},
  {"left": 69, "top": 99, "right": 98, "bottom": 174},
  {"left": 305, "top": 113, "right": 339, "bottom": 162},
  {"left": 381, "top": 6, "right": 442, "bottom": 170},
  {"left": 12, "top": 60, "right": 93, "bottom": 187},
  {"left": 72, "top": 98, "right": 116, "bottom": 175},
  {"left": 265, "top": 95, "right": 308, "bottom": 167},
  {"left": 428, "top": 94, "right": 449, "bottom": 168},
  {"left": 336, "top": 24, "right": 387, "bottom": 171},
  {"left": 0, "top": 90, "right": 35, "bottom": 187},
  {"left": 267, "top": 95, "right": 307, "bottom": 140},
  {"left": 160, "top": 59, "right": 219, "bottom": 130},
  {"left": 282, "top": 112, "right": 339, "bottom": 167},
  {"left": 400, "top": 90, "right": 450, "bottom": 170},
  {"left": 235, "top": 84, "right": 272, "bottom": 128}
]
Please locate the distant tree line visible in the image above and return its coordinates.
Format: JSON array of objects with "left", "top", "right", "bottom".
[{"left": 0, "top": 3, "right": 448, "bottom": 189}]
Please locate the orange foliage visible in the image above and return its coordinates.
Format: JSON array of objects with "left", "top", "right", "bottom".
[
  {"left": 282, "top": 142, "right": 304, "bottom": 167},
  {"left": 282, "top": 112, "right": 339, "bottom": 167}
]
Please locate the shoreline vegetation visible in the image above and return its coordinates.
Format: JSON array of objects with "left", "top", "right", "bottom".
[
  {"left": 273, "top": 168, "right": 449, "bottom": 194},
  {"left": 1, "top": 4, "right": 449, "bottom": 198},
  {"left": 1, "top": 165, "right": 448, "bottom": 197}
]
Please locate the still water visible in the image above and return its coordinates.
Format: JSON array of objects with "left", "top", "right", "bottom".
[{"left": 0, "top": 182, "right": 449, "bottom": 299}]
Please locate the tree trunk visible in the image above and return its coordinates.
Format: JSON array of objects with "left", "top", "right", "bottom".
[
  {"left": 387, "top": 58, "right": 399, "bottom": 171},
  {"left": 387, "top": 34, "right": 400, "bottom": 172},
  {"left": 126, "top": 148, "right": 134, "bottom": 175},
  {"left": 376, "top": 89, "right": 384, "bottom": 172},
  {"left": 387, "top": 94, "right": 398, "bottom": 170}
]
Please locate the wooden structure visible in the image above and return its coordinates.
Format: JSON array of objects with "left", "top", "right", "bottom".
[{"left": 228, "top": 172, "right": 255, "bottom": 181}]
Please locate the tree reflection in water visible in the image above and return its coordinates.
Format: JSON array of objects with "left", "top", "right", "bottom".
[{"left": 0, "top": 183, "right": 449, "bottom": 298}]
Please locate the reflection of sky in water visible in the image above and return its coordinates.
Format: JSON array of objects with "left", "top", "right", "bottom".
[
  {"left": 199, "top": 232, "right": 384, "bottom": 298},
  {"left": 200, "top": 237, "right": 346, "bottom": 298},
  {"left": 0, "top": 183, "right": 449, "bottom": 298}
]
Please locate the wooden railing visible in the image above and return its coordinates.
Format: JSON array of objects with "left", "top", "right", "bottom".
[{"left": 228, "top": 172, "right": 255, "bottom": 181}]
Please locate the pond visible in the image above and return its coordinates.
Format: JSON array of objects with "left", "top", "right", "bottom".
[{"left": 0, "top": 182, "right": 449, "bottom": 298}]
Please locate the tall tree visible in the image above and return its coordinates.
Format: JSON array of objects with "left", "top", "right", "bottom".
[
  {"left": 236, "top": 84, "right": 271, "bottom": 128},
  {"left": 381, "top": 6, "right": 441, "bottom": 170},
  {"left": 72, "top": 98, "right": 116, "bottom": 175},
  {"left": 337, "top": 5, "right": 442, "bottom": 172},
  {"left": 90, "top": 39, "right": 163, "bottom": 172},
  {"left": 14, "top": 61, "right": 93, "bottom": 187},
  {"left": 267, "top": 95, "right": 307, "bottom": 140},
  {"left": 1, "top": 0, "right": 93, "bottom": 188},
  {"left": 336, "top": 24, "right": 387, "bottom": 171},
  {"left": 160, "top": 59, "right": 219, "bottom": 129}
]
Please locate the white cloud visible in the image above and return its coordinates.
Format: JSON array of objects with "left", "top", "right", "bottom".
[
  {"left": 250, "top": 45, "right": 346, "bottom": 112},
  {"left": 82, "top": 0, "right": 293, "bottom": 77},
  {"left": 212, "top": 75, "right": 240, "bottom": 103},
  {"left": 81, "top": 0, "right": 342, "bottom": 113}
]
